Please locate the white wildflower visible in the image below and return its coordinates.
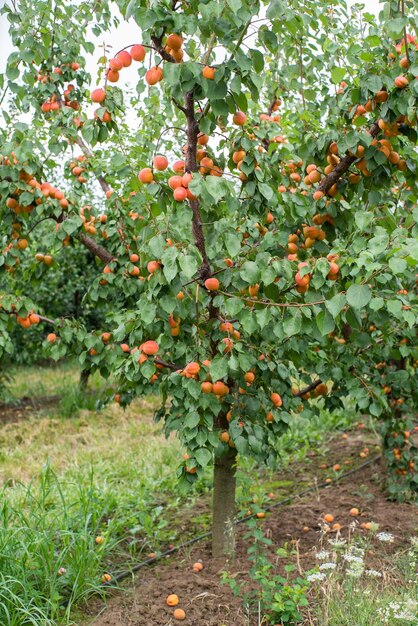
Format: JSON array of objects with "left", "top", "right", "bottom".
[
  {"left": 319, "top": 562, "right": 336, "bottom": 571},
  {"left": 328, "top": 537, "right": 346, "bottom": 548},
  {"left": 365, "top": 569, "right": 382, "bottom": 577},
  {"left": 343, "top": 554, "right": 363, "bottom": 564},
  {"left": 376, "top": 531, "right": 394, "bottom": 543},
  {"left": 307, "top": 572, "right": 326, "bottom": 582},
  {"left": 316, "top": 550, "right": 330, "bottom": 560}
]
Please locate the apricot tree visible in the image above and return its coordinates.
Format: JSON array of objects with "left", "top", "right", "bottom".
[{"left": 1, "top": 0, "right": 417, "bottom": 555}]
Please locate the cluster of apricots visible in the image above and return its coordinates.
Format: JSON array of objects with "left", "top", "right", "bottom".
[
  {"left": 34, "top": 252, "right": 54, "bottom": 266},
  {"left": 68, "top": 154, "right": 88, "bottom": 184},
  {"left": 291, "top": 382, "right": 329, "bottom": 402},
  {"left": 1, "top": 305, "right": 41, "bottom": 329},
  {"left": 168, "top": 313, "right": 181, "bottom": 336},
  {"left": 3, "top": 158, "right": 70, "bottom": 217},
  {"left": 106, "top": 44, "right": 146, "bottom": 84},
  {"left": 138, "top": 137, "right": 225, "bottom": 201},
  {"left": 166, "top": 593, "right": 186, "bottom": 621},
  {"left": 80, "top": 206, "right": 98, "bottom": 236},
  {"left": 164, "top": 33, "right": 184, "bottom": 64}
]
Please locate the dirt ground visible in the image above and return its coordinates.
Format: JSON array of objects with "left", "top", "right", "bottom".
[
  {"left": 0, "top": 396, "right": 60, "bottom": 423},
  {"left": 82, "top": 434, "right": 417, "bottom": 626}
]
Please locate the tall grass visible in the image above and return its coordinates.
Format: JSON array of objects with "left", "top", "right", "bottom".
[{"left": 0, "top": 467, "right": 114, "bottom": 624}]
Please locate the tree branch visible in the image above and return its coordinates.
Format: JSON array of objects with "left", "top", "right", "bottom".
[
  {"left": 184, "top": 90, "right": 211, "bottom": 279},
  {"left": 151, "top": 34, "right": 176, "bottom": 63},
  {"left": 77, "top": 233, "right": 114, "bottom": 263},
  {"left": 317, "top": 121, "right": 380, "bottom": 195},
  {"left": 293, "top": 379, "right": 322, "bottom": 397},
  {"left": 74, "top": 136, "right": 111, "bottom": 194}
]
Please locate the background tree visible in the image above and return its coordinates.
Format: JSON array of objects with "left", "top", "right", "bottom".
[{"left": 0, "top": 0, "right": 417, "bottom": 555}]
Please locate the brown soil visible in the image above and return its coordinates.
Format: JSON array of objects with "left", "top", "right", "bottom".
[
  {"left": 0, "top": 395, "right": 60, "bottom": 423},
  {"left": 82, "top": 434, "right": 417, "bottom": 626}
]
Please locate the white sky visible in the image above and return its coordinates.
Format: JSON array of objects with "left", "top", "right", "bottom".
[{"left": 0, "top": 0, "right": 381, "bottom": 83}]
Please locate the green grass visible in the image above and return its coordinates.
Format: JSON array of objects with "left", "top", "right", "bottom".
[
  {"left": 310, "top": 537, "right": 418, "bottom": 626},
  {"left": 0, "top": 361, "right": 363, "bottom": 625}
]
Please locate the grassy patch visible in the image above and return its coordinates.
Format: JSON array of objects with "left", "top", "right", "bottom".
[
  {"left": 0, "top": 361, "right": 364, "bottom": 625},
  {"left": 308, "top": 533, "right": 418, "bottom": 626}
]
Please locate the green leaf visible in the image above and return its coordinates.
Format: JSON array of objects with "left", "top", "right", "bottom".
[
  {"left": 224, "top": 232, "right": 241, "bottom": 257},
  {"left": 283, "top": 311, "right": 302, "bottom": 337},
  {"left": 331, "top": 66, "right": 345, "bottom": 84},
  {"left": 204, "top": 176, "right": 230, "bottom": 203},
  {"left": 370, "top": 297, "right": 384, "bottom": 311},
  {"left": 325, "top": 294, "right": 346, "bottom": 318},
  {"left": 209, "top": 356, "right": 229, "bottom": 381},
  {"left": 185, "top": 412, "right": 200, "bottom": 428},
  {"left": 161, "top": 246, "right": 179, "bottom": 282},
  {"left": 316, "top": 310, "right": 335, "bottom": 335},
  {"left": 388, "top": 257, "right": 407, "bottom": 275},
  {"left": 179, "top": 254, "right": 198, "bottom": 278},
  {"left": 346, "top": 284, "right": 372, "bottom": 309},
  {"left": 240, "top": 261, "right": 260, "bottom": 284},
  {"left": 195, "top": 447, "right": 212, "bottom": 467}
]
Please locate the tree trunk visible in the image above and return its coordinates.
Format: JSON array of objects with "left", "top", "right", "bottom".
[
  {"left": 212, "top": 447, "right": 237, "bottom": 558},
  {"left": 79, "top": 368, "right": 90, "bottom": 391}
]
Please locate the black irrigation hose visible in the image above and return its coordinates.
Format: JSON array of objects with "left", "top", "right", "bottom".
[{"left": 107, "top": 453, "right": 382, "bottom": 586}]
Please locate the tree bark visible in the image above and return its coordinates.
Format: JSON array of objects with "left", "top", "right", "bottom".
[
  {"left": 212, "top": 447, "right": 237, "bottom": 558},
  {"left": 79, "top": 368, "right": 90, "bottom": 391}
]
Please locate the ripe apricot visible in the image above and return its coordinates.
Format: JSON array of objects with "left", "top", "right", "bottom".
[
  {"left": 138, "top": 168, "right": 154, "bottom": 184},
  {"left": 145, "top": 66, "right": 163, "bottom": 85},
  {"left": 394, "top": 75, "right": 408, "bottom": 88},
  {"left": 185, "top": 361, "right": 200, "bottom": 376},
  {"left": 147, "top": 260, "right": 161, "bottom": 273},
  {"left": 91, "top": 88, "right": 106, "bottom": 103},
  {"left": 141, "top": 340, "right": 159, "bottom": 355},
  {"left": 173, "top": 608, "right": 186, "bottom": 621},
  {"left": 107, "top": 69, "right": 119, "bottom": 83},
  {"left": 323, "top": 514, "right": 334, "bottom": 523},
  {"left": 201, "top": 381, "right": 213, "bottom": 393},
  {"left": 204, "top": 277, "right": 219, "bottom": 291},
  {"left": 212, "top": 381, "right": 229, "bottom": 396},
  {"left": 166, "top": 594, "right": 179, "bottom": 607},
  {"left": 109, "top": 57, "right": 123, "bottom": 71},
  {"left": 173, "top": 187, "right": 187, "bottom": 201},
  {"left": 168, "top": 175, "right": 183, "bottom": 190},
  {"left": 192, "top": 561, "right": 203, "bottom": 572},
  {"left": 117, "top": 50, "right": 132, "bottom": 67},
  {"left": 233, "top": 111, "right": 246, "bottom": 125},
  {"left": 350, "top": 508, "right": 359, "bottom": 516},
  {"left": 166, "top": 34, "right": 183, "bottom": 50},
  {"left": 219, "top": 431, "right": 230, "bottom": 443},
  {"left": 153, "top": 155, "right": 168, "bottom": 171},
  {"left": 270, "top": 392, "right": 282, "bottom": 407},
  {"left": 172, "top": 160, "right": 185, "bottom": 173},
  {"left": 131, "top": 44, "right": 146, "bottom": 61},
  {"left": 244, "top": 371, "right": 255, "bottom": 384},
  {"left": 47, "top": 333, "right": 57, "bottom": 343},
  {"left": 202, "top": 66, "right": 215, "bottom": 79},
  {"left": 29, "top": 313, "right": 40, "bottom": 325}
]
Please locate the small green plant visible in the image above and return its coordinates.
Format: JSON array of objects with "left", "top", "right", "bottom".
[{"left": 222, "top": 518, "right": 309, "bottom": 624}]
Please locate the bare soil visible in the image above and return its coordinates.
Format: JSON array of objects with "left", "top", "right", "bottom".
[
  {"left": 82, "top": 432, "right": 417, "bottom": 626},
  {"left": 0, "top": 395, "right": 60, "bottom": 423}
]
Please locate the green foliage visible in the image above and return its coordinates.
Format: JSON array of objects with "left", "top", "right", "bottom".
[
  {"left": 0, "top": 0, "right": 417, "bottom": 504},
  {"left": 223, "top": 518, "right": 309, "bottom": 623}
]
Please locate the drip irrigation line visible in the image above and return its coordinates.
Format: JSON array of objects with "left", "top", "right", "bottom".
[
  {"left": 107, "top": 453, "right": 382, "bottom": 586},
  {"left": 60, "top": 453, "right": 381, "bottom": 608}
]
